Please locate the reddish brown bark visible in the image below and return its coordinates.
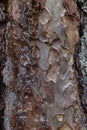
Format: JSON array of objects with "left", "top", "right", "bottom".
[{"left": 0, "top": 0, "right": 84, "bottom": 130}]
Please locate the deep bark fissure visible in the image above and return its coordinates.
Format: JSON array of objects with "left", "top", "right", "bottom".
[
  {"left": 0, "top": 75, "right": 5, "bottom": 130},
  {"left": 75, "top": 0, "right": 87, "bottom": 127},
  {"left": 0, "top": 0, "right": 8, "bottom": 129}
]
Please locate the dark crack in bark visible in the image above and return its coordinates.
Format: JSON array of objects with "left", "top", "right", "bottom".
[
  {"left": 74, "top": 0, "right": 87, "bottom": 128},
  {"left": 75, "top": 0, "right": 87, "bottom": 114},
  {"left": 0, "top": 0, "right": 8, "bottom": 130}
]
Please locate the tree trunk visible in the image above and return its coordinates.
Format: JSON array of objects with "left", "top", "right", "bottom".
[{"left": 0, "top": 0, "right": 86, "bottom": 130}]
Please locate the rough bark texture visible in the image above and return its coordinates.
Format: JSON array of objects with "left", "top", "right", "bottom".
[
  {"left": 76, "top": 0, "right": 87, "bottom": 114},
  {"left": 0, "top": 1, "right": 8, "bottom": 130},
  {"left": 74, "top": 0, "right": 87, "bottom": 129},
  {"left": 0, "top": 0, "right": 86, "bottom": 130}
]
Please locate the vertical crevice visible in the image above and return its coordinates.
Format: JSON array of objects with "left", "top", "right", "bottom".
[
  {"left": 0, "top": 75, "right": 5, "bottom": 130},
  {"left": 0, "top": 0, "right": 8, "bottom": 129},
  {"left": 75, "top": 0, "right": 87, "bottom": 114},
  {"left": 74, "top": 0, "right": 87, "bottom": 128}
]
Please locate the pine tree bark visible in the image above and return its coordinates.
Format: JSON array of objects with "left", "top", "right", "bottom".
[{"left": 0, "top": 0, "right": 86, "bottom": 130}]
